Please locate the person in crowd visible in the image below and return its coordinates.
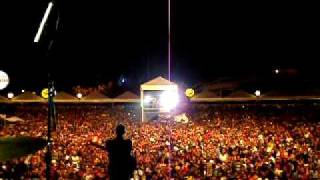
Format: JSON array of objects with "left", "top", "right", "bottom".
[{"left": 105, "top": 124, "right": 136, "bottom": 180}]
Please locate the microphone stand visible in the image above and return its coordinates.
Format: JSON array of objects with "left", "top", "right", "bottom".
[
  {"left": 46, "top": 77, "right": 55, "bottom": 179},
  {"left": 34, "top": 1, "right": 59, "bottom": 179}
]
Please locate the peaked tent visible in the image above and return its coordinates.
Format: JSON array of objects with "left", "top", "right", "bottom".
[
  {"left": 140, "top": 76, "right": 178, "bottom": 105},
  {"left": 113, "top": 91, "right": 140, "bottom": 103},
  {"left": 263, "top": 90, "right": 290, "bottom": 100},
  {"left": 12, "top": 91, "right": 45, "bottom": 103},
  {"left": 54, "top": 91, "right": 78, "bottom": 103},
  {"left": 193, "top": 90, "right": 219, "bottom": 98},
  {"left": 82, "top": 91, "right": 112, "bottom": 103},
  {"left": 0, "top": 95, "right": 7, "bottom": 103},
  {"left": 221, "top": 90, "right": 257, "bottom": 102},
  {"left": 302, "top": 89, "right": 320, "bottom": 98},
  {"left": 140, "top": 76, "right": 178, "bottom": 121},
  {"left": 141, "top": 76, "right": 177, "bottom": 91},
  {"left": 300, "top": 89, "right": 320, "bottom": 100},
  {"left": 228, "top": 90, "right": 255, "bottom": 98},
  {"left": 190, "top": 90, "right": 221, "bottom": 102},
  {"left": 263, "top": 89, "right": 320, "bottom": 101},
  {"left": 265, "top": 90, "right": 299, "bottom": 97}
]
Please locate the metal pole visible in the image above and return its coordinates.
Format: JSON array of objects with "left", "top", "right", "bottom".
[
  {"left": 141, "top": 89, "right": 144, "bottom": 122},
  {"left": 168, "top": 0, "right": 171, "bottom": 81},
  {"left": 33, "top": 1, "right": 59, "bottom": 179},
  {"left": 46, "top": 77, "right": 54, "bottom": 180}
]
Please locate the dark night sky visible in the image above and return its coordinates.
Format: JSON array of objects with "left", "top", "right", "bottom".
[{"left": 1, "top": 1, "right": 319, "bottom": 92}]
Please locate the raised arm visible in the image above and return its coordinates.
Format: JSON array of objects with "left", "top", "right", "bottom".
[{"left": 90, "top": 139, "right": 106, "bottom": 151}]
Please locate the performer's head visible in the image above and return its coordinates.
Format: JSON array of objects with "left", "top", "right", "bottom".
[{"left": 116, "top": 124, "right": 125, "bottom": 137}]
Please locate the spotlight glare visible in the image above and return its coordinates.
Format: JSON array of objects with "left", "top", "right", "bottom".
[
  {"left": 8, "top": 92, "right": 14, "bottom": 99},
  {"left": 144, "top": 95, "right": 152, "bottom": 104},
  {"left": 76, "top": 93, "right": 82, "bottom": 99},
  {"left": 255, "top": 90, "right": 261, "bottom": 97},
  {"left": 34, "top": 2, "right": 54, "bottom": 43},
  {"left": 160, "top": 90, "right": 179, "bottom": 110}
]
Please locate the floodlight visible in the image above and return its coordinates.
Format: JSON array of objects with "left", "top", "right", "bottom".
[{"left": 160, "top": 90, "right": 179, "bottom": 110}]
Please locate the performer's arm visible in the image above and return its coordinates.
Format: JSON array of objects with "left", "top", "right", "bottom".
[
  {"left": 90, "top": 140, "right": 106, "bottom": 150},
  {"left": 129, "top": 140, "right": 132, "bottom": 151}
]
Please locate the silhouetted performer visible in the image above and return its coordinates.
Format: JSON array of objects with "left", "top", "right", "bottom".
[{"left": 106, "top": 124, "right": 136, "bottom": 180}]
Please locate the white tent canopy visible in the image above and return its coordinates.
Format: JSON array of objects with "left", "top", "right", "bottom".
[
  {"left": 141, "top": 76, "right": 178, "bottom": 91},
  {"left": 140, "top": 76, "right": 178, "bottom": 122}
]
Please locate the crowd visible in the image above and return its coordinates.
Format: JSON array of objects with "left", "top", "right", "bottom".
[{"left": 1, "top": 104, "right": 320, "bottom": 179}]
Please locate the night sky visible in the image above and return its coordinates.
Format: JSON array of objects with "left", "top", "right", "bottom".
[{"left": 1, "top": 1, "right": 319, "bottom": 92}]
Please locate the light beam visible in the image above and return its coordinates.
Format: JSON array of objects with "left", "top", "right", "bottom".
[{"left": 34, "top": 2, "right": 54, "bottom": 43}]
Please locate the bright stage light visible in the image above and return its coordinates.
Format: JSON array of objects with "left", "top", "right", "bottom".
[
  {"left": 76, "top": 93, "right": 82, "bottom": 99},
  {"left": 255, "top": 90, "right": 261, "bottom": 97},
  {"left": 160, "top": 90, "right": 179, "bottom": 110},
  {"left": 144, "top": 95, "right": 152, "bottom": 104},
  {"left": 7, "top": 92, "right": 14, "bottom": 99}
]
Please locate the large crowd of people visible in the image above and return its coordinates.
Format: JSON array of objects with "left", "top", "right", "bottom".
[{"left": 1, "top": 104, "right": 320, "bottom": 179}]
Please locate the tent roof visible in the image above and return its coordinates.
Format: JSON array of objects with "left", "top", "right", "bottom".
[
  {"left": 54, "top": 91, "right": 77, "bottom": 100},
  {"left": 83, "top": 91, "right": 110, "bottom": 100},
  {"left": 0, "top": 95, "right": 7, "bottom": 102},
  {"left": 264, "top": 90, "right": 290, "bottom": 97},
  {"left": 264, "top": 89, "right": 307, "bottom": 97},
  {"left": 192, "top": 90, "right": 219, "bottom": 99},
  {"left": 142, "top": 76, "right": 176, "bottom": 86},
  {"left": 13, "top": 91, "right": 44, "bottom": 102},
  {"left": 141, "top": 76, "right": 178, "bottom": 90},
  {"left": 228, "top": 90, "right": 255, "bottom": 98},
  {"left": 264, "top": 89, "right": 320, "bottom": 98},
  {"left": 113, "top": 91, "right": 140, "bottom": 103},
  {"left": 82, "top": 91, "right": 112, "bottom": 103},
  {"left": 303, "top": 89, "right": 320, "bottom": 97},
  {"left": 116, "top": 91, "right": 139, "bottom": 99}
]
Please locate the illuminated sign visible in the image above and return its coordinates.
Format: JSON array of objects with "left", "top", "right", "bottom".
[
  {"left": 41, "top": 88, "right": 49, "bottom": 99},
  {"left": 185, "top": 88, "right": 195, "bottom": 98},
  {"left": 0, "top": 71, "right": 9, "bottom": 90}
]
